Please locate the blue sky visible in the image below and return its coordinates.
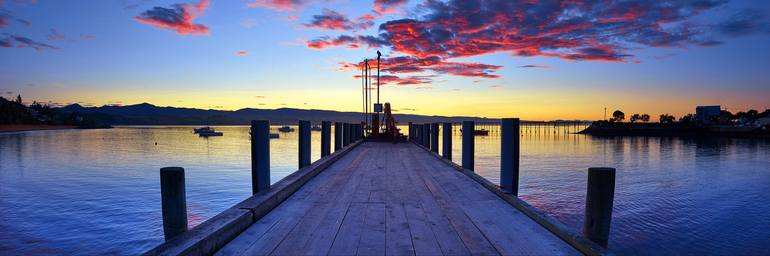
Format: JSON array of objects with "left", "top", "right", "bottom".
[{"left": 1, "top": 0, "right": 769, "bottom": 120}]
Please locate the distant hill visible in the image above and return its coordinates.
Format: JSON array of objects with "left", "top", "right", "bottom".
[{"left": 58, "top": 103, "right": 498, "bottom": 125}]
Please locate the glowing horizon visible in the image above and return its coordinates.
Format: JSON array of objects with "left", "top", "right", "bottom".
[{"left": 1, "top": 0, "right": 769, "bottom": 121}]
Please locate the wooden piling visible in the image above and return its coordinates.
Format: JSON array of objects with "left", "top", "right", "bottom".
[
  {"left": 500, "top": 118, "right": 520, "bottom": 195},
  {"left": 343, "top": 123, "right": 351, "bottom": 146},
  {"left": 298, "top": 120, "right": 311, "bottom": 168},
  {"left": 160, "top": 167, "right": 188, "bottom": 240},
  {"left": 430, "top": 123, "right": 439, "bottom": 153},
  {"left": 334, "top": 122, "right": 343, "bottom": 151},
  {"left": 583, "top": 167, "right": 616, "bottom": 248},
  {"left": 462, "top": 121, "right": 474, "bottom": 171},
  {"left": 442, "top": 122, "right": 452, "bottom": 160},
  {"left": 408, "top": 122, "right": 413, "bottom": 141},
  {"left": 321, "top": 121, "right": 331, "bottom": 157},
  {"left": 423, "top": 124, "right": 430, "bottom": 148},
  {"left": 250, "top": 120, "right": 270, "bottom": 194}
]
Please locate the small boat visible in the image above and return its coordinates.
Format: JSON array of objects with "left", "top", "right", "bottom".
[
  {"left": 269, "top": 133, "right": 280, "bottom": 139},
  {"left": 278, "top": 126, "right": 294, "bottom": 132},
  {"left": 311, "top": 125, "right": 322, "bottom": 131},
  {"left": 193, "top": 126, "right": 214, "bottom": 133},
  {"left": 198, "top": 131, "right": 223, "bottom": 137},
  {"left": 460, "top": 129, "right": 489, "bottom": 136}
]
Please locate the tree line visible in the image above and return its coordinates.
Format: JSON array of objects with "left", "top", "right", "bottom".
[
  {"left": 608, "top": 109, "right": 770, "bottom": 124},
  {"left": 0, "top": 95, "right": 83, "bottom": 125}
]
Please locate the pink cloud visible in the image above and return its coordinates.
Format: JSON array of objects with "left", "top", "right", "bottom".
[
  {"left": 247, "top": 0, "right": 306, "bottom": 11},
  {"left": 135, "top": 0, "right": 210, "bottom": 35}
]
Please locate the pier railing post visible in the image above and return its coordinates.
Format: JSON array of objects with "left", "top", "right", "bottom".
[
  {"left": 343, "top": 123, "right": 351, "bottom": 146},
  {"left": 160, "top": 167, "right": 188, "bottom": 240},
  {"left": 431, "top": 123, "right": 439, "bottom": 153},
  {"left": 251, "top": 120, "right": 270, "bottom": 194},
  {"left": 423, "top": 124, "right": 430, "bottom": 148},
  {"left": 334, "top": 122, "right": 343, "bottom": 151},
  {"left": 408, "top": 122, "right": 413, "bottom": 141},
  {"left": 500, "top": 118, "right": 520, "bottom": 195},
  {"left": 462, "top": 121, "right": 475, "bottom": 171},
  {"left": 583, "top": 167, "right": 616, "bottom": 248},
  {"left": 298, "top": 120, "right": 311, "bottom": 168},
  {"left": 442, "top": 122, "right": 452, "bottom": 160},
  {"left": 321, "top": 121, "right": 331, "bottom": 157}
]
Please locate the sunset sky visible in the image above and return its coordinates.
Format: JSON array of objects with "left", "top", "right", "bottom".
[{"left": 1, "top": 0, "right": 769, "bottom": 120}]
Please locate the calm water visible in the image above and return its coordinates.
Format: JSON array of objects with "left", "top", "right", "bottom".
[{"left": 1, "top": 126, "right": 769, "bottom": 255}]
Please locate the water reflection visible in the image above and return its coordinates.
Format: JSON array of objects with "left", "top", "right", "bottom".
[{"left": 1, "top": 125, "right": 769, "bottom": 255}]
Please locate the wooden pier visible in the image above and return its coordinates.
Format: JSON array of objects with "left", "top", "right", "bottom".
[{"left": 146, "top": 120, "right": 613, "bottom": 256}]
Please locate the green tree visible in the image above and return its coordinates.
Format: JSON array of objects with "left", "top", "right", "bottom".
[
  {"left": 611, "top": 110, "right": 625, "bottom": 122},
  {"left": 680, "top": 114, "right": 694, "bottom": 124},
  {"left": 659, "top": 114, "right": 676, "bottom": 124},
  {"left": 641, "top": 114, "right": 650, "bottom": 122},
  {"left": 15, "top": 94, "right": 22, "bottom": 105},
  {"left": 630, "top": 114, "right": 641, "bottom": 123}
]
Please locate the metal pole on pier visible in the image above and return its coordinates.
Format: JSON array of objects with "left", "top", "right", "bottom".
[
  {"left": 321, "top": 121, "right": 331, "bottom": 157},
  {"left": 251, "top": 120, "right": 270, "bottom": 194},
  {"left": 442, "top": 122, "right": 452, "bottom": 160},
  {"left": 462, "top": 121, "right": 475, "bottom": 171},
  {"left": 334, "top": 122, "right": 343, "bottom": 151},
  {"left": 298, "top": 120, "right": 311, "bottom": 168},
  {"left": 160, "top": 167, "right": 188, "bottom": 240},
  {"left": 583, "top": 167, "right": 616, "bottom": 248},
  {"left": 431, "top": 123, "right": 439, "bottom": 153},
  {"left": 500, "top": 118, "right": 520, "bottom": 195}
]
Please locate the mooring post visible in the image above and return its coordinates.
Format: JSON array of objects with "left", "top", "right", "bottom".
[
  {"left": 500, "top": 118, "right": 520, "bottom": 195},
  {"left": 251, "top": 120, "right": 270, "bottom": 194},
  {"left": 431, "top": 123, "right": 439, "bottom": 153},
  {"left": 462, "top": 121, "right": 475, "bottom": 171},
  {"left": 321, "top": 121, "right": 331, "bottom": 157},
  {"left": 583, "top": 167, "right": 616, "bottom": 248},
  {"left": 298, "top": 120, "right": 311, "bottom": 168},
  {"left": 442, "top": 122, "right": 452, "bottom": 160},
  {"left": 160, "top": 167, "right": 188, "bottom": 240},
  {"left": 334, "top": 122, "right": 343, "bottom": 151},
  {"left": 343, "top": 123, "right": 351, "bottom": 146}
]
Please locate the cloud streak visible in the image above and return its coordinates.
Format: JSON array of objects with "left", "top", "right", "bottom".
[
  {"left": 247, "top": 0, "right": 307, "bottom": 11},
  {"left": 0, "top": 34, "right": 58, "bottom": 50},
  {"left": 304, "top": 9, "right": 374, "bottom": 31},
  {"left": 135, "top": 0, "right": 210, "bottom": 35}
]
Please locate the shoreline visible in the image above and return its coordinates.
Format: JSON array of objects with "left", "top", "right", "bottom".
[{"left": 0, "top": 125, "right": 78, "bottom": 134}]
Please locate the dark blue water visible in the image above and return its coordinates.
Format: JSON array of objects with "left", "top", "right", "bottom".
[{"left": 1, "top": 126, "right": 769, "bottom": 255}]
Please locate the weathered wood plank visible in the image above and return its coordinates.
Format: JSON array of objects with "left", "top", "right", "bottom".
[
  {"left": 385, "top": 202, "right": 415, "bottom": 256},
  {"left": 328, "top": 202, "right": 368, "bottom": 255},
  {"left": 215, "top": 142, "right": 582, "bottom": 256},
  {"left": 405, "top": 149, "right": 500, "bottom": 255},
  {"left": 270, "top": 148, "right": 372, "bottom": 255},
  {"left": 397, "top": 145, "right": 471, "bottom": 256},
  {"left": 403, "top": 203, "right": 443, "bottom": 256},
  {"left": 357, "top": 202, "right": 386, "bottom": 255}
]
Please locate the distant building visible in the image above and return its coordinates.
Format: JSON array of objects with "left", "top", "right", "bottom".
[{"left": 696, "top": 106, "right": 720, "bottom": 125}]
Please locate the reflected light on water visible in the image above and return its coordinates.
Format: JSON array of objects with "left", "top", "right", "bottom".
[{"left": 1, "top": 125, "right": 769, "bottom": 255}]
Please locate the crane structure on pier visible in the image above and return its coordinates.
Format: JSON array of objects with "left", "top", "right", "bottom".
[{"left": 361, "top": 51, "right": 405, "bottom": 142}]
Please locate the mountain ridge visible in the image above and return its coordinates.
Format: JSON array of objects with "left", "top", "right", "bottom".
[{"left": 58, "top": 103, "right": 499, "bottom": 125}]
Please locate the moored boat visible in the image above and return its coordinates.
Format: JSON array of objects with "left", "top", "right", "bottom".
[
  {"left": 193, "top": 126, "right": 214, "bottom": 134},
  {"left": 277, "top": 126, "right": 295, "bottom": 132}
]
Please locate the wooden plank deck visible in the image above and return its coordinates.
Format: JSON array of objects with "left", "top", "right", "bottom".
[{"left": 216, "top": 142, "right": 579, "bottom": 256}]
